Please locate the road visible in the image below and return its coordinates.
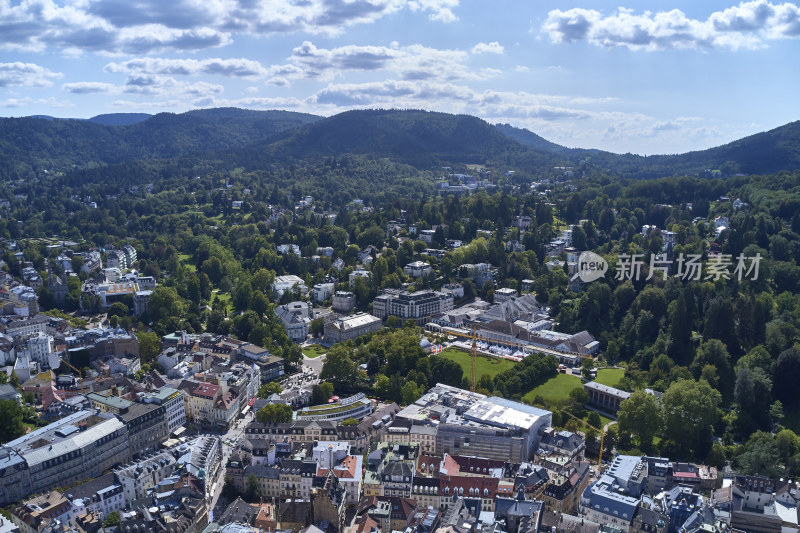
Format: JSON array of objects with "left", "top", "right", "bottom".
[{"left": 209, "top": 410, "right": 253, "bottom": 520}]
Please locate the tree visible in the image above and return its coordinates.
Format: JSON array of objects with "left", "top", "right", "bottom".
[
  {"left": 667, "top": 290, "right": 693, "bottom": 365},
  {"left": 661, "top": 379, "right": 721, "bottom": 456},
  {"left": 580, "top": 357, "right": 595, "bottom": 379},
  {"left": 310, "top": 318, "right": 325, "bottom": 337},
  {"left": 255, "top": 403, "right": 293, "bottom": 424},
  {"left": 618, "top": 390, "right": 661, "bottom": 451},
  {"left": 736, "top": 432, "right": 781, "bottom": 478},
  {"left": 341, "top": 417, "right": 359, "bottom": 426},
  {"left": 244, "top": 474, "right": 261, "bottom": 502},
  {"left": 312, "top": 382, "right": 334, "bottom": 404},
  {"left": 136, "top": 331, "right": 160, "bottom": 364},
  {"left": 108, "top": 301, "right": 129, "bottom": 318},
  {"left": 774, "top": 347, "right": 800, "bottom": 405},
  {"left": 319, "top": 344, "right": 359, "bottom": 390},
  {"left": 401, "top": 380, "right": 425, "bottom": 405},
  {"left": 691, "top": 339, "right": 734, "bottom": 403},
  {"left": 429, "top": 357, "right": 463, "bottom": 388},
  {"left": 102, "top": 511, "right": 120, "bottom": 528},
  {"left": 147, "top": 285, "right": 187, "bottom": 322},
  {"left": 0, "top": 400, "right": 25, "bottom": 442},
  {"left": 734, "top": 367, "right": 772, "bottom": 430},
  {"left": 258, "top": 382, "right": 283, "bottom": 397}
]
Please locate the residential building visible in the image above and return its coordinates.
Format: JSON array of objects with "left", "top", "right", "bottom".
[
  {"left": 332, "top": 291, "right": 357, "bottom": 313},
  {"left": 233, "top": 344, "right": 284, "bottom": 383},
  {"left": 404, "top": 261, "right": 432, "bottom": 278},
  {"left": 276, "top": 301, "right": 312, "bottom": 343},
  {"left": 120, "top": 402, "right": 169, "bottom": 458},
  {"left": 312, "top": 282, "right": 335, "bottom": 303},
  {"left": 143, "top": 387, "right": 186, "bottom": 434}
]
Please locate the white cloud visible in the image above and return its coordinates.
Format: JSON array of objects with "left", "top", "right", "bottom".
[
  {"left": 0, "top": 0, "right": 460, "bottom": 55},
  {"left": 105, "top": 57, "right": 268, "bottom": 78},
  {"left": 279, "top": 41, "right": 490, "bottom": 83},
  {"left": 542, "top": 1, "right": 800, "bottom": 51},
  {"left": 515, "top": 65, "right": 530, "bottom": 73},
  {"left": 62, "top": 82, "right": 119, "bottom": 94},
  {"left": 0, "top": 96, "right": 73, "bottom": 108},
  {"left": 472, "top": 41, "right": 504, "bottom": 54},
  {"left": 0, "top": 62, "right": 62, "bottom": 88}
]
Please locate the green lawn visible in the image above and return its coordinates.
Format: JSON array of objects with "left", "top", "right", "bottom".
[
  {"left": 178, "top": 253, "right": 197, "bottom": 272},
  {"left": 213, "top": 291, "right": 233, "bottom": 313},
  {"left": 302, "top": 345, "right": 327, "bottom": 359},
  {"left": 523, "top": 372, "right": 583, "bottom": 404},
  {"left": 436, "top": 347, "right": 517, "bottom": 380},
  {"left": 594, "top": 368, "right": 624, "bottom": 388}
]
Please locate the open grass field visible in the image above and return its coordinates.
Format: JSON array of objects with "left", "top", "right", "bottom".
[
  {"left": 594, "top": 368, "right": 625, "bottom": 388},
  {"left": 302, "top": 345, "right": 327, "bottom": 358},
  {"left": 436, "top": 347, "right": 516, "bottom": 380},
  {"left": 522, "top": 372, "right": 583, "bottom": 404},
  {"left": 178, "top": 253, "right": 197, "bottom": 272},
  {"left": 212, "top": 290, "right": 233, "bottom": 314}
]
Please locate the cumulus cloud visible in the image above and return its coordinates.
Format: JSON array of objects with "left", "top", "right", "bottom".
[
  {"left": 542, "top": 1, "right": 800, "bottom": 51},
  {"left": 105, "top": 57, "right": 268, "bottom": 78},
  {"left": 277, "top": 41, "right": 489, "bottom": 83},
  {"left": 472, "top": 41, "right": 504, "bottom": 54},
  {"left": 0, "top": 96, "right": 73, "bottom": 108},
  {"left": 0, "top": 62, "right": 61, "bottom": 88},
  {"left": 0, "top": 0, "right": 460, "bottom": 55},
  {"left": 62, "top": 81, "right": 119, "bottom": 94}
]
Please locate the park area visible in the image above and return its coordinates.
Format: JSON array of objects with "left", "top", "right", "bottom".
[
  {"left": 437, "top": 347, "right": 516, "bottom": 379},
  {"left": 302, "top": 344, "right": 327, "bottom": 358}
]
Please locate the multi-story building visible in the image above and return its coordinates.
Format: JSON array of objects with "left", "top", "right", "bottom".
[
  {"left": 120, "top": 402, "right": 169, "bottom": 458},
  {"left": 295, "top": 393, "right": 374, "bottom": 422},
  {"left": 272, "top": 275, "right": 307, "bottom": 300},
  {"left": 275, "top": 301, "right": 312, "bottom": 343},
  {"left": 64, "top": 472, "right": 126, "bottom": 523},
  {"left": 0, "top": 410, "right": 129, "bottom": 505},
  {"left": 372, "top": 290, "right": 454, "bottom": 325},
  {"left": 234, "top": 344, "right": 284, "bottom": 383},
  {"left": 324, "top": 313, "right": 382, "bottom": 343},
  {"left": 395, "top": 384, "right": 551, "bottom": 462},
  {"left": 332, "top": 291, "right": 356, "bottom": 313},
  {"left": 403, "top": 261, "right": 432, "bottom": 278},
  {"left": 143, "top": 387, "right": 186, "bottom": 434},
  {"left": 312, "top": 282, "right": 335, "bottom": 303}
]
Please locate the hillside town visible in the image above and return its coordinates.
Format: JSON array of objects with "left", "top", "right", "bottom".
[{"left": 0, "top": 214, "right": 798, "bottom": 533}]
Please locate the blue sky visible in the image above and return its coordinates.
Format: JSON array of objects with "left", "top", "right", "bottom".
[{"left": 1, "top": 0, "right": 798, "bottom": 154}]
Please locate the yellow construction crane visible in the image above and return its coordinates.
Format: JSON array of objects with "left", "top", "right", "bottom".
[
  {"left": 560, "top": 409, "right": 606, "bottom": 467},
  {"left": 59, "top": 357, "right": 83, "bottom": 378},
  {"left": 439, "top": 325, "right": 527, "bottom": 391}
]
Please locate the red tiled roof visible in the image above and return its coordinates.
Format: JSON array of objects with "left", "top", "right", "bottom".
[
  {"left": 333, "top": 455, "right": 360, "bottom": 479},
  {"left": 439, "top": 475, "right": 499, "bottom": 497},
  {"left": 193, "top": 382, "right": 220, "bottom": 399}
]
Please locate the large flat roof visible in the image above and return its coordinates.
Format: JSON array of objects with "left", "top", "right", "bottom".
[{"left": 463, "top": 396, "right": 551, "bottom": 430}]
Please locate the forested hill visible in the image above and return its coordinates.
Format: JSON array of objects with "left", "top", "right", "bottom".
[
  {"left": 496, "top": 120, "right": 800, "bottom": 178},
  {"left": 2, "top": 107, "right": 800, "bottom": 181},
  {"left": 88, "top": 113, "right": 152, "bottom": 126},
  {"left": 254, "top": 109, "right": 560, "bottom": 168},
  {"left": 0, "top": 108, "right": 321, "bottom": 179}
]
